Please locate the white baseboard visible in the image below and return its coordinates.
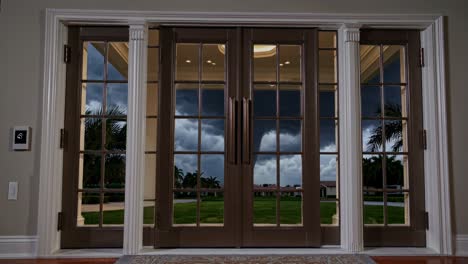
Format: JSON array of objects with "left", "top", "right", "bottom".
[
  {"left": 456, "top": 234, "right": 468, "bottom": 256},
  {"left": 0, "top": 236, "right": 38, "bottom": 259}
]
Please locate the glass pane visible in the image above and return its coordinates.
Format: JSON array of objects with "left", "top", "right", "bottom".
[
  {"left": 201, "top": 84, "right": 224, "bottom": 116},
  {"left": 148, "top": 29, "right": 159, "bottom": 46},
  {"left": 319, "top": 50, "right": 337, "bottom": 83},
  {"left": 361, "top": 85, "right": 381, "bottom": 118},
  {"left": 173, "top": 191, "right": 197, "bottom": 225},
  {"left": 81, "top": 118, "right": 102, "bottom": 150},
  {"left": 387, "top": 192, "right": 409, "bottom": 225},
  {"left": 253, "top": 155, "right": 277, "bottom": 189},
  {"left": 82, "top": 42, "right": 105, "bottom": 80},
  {"left": 360, "top": 45, "right": 381, "bottom": 84},
  {"left": 81, "top": 83, "right": 103, "bottom": 114},
  {"left": 253, "top": 44, "right": 277, "bottom": 82},
  {"left": 279, "top": 120, "right": 301, "bottom": 152},
  {"left": 200, "top": 154, "right": 224, "bottom": 189},
  {"left": 386, "top": 155, "right": 409, "bottom": 190},
  {"left": 107, "top": 42, "right": 128, "bottom": 81},
  {"left": 143, "top": 201, "right": 155, "bottom": 225},
  {"left": 176, "top": 44, "right": 199, "bottom": 81},
  {"left": 147, "top": 47, "right": 159, "bottom": 82},
  {"left": 320, "top": 119, "right": 337, "bottom": 152},
  {"left": 362, "top": 120, "right": 383, "bottom": 152},
  {"left": 319, "top": 31, "right": 336, "bottom": 49},
  {"left": 106, "top": 83, "right": 128, "bottom": 115},
  {"left": 175, "top": 83, "right": 198, "bottom": 116},
  {"left": 253, "top": 192, "right": 276, "bottom": 225},
  {"left": 280, "top": 155, "right": 302, "bottom": 189},
  {"left": 202, "top": 44, "right": 225, "bottom": 81},
  {"left": 384, "top": 120, "right": 406, "bottom": 152},
  {"left": 200, "top": 192, "right": 224, "bottom": 225},
  {"left": 279, "top": 45, "right": 301, "bottom": 82},
  {"left": 254, "top": 120, "right": 276, "bottom": 152},
  {"left": 104, "top": 154, "right": 126, "bottom": 189},
  {"left": 106, "top": 119, "right": 126, "bottom": 150},
  {"left": 253, "top": 84, "right": 276, "bottom": 117},
  {"left": 144, "top": 154, "right": 156, "bottom": 200},
  {"left": 384, "top": 86, "right": 406, "bottom": 117},
  {"left": 279, "top": 85, "right": 301, "bottom": 117},
  {"left": 174, "top": 154, "right": 198, "bottom": 189},
  {"left": 280, "top": 193, "right": 302, "bottom": 225},
  {"left": 320, "top": 155, "right": 338, "bottom": 186},
  {"left": 80, "top": 153, "right": 101, "bottom": 189},
  {"left": 78, "top": 192, "right": 101, "bottom": 226},
  {"left": 383, "top": 45, "right": 406, "bottom": 84},
  {"left": 201, "top": 119, "right": 224, "bottom": 152},
  {"left": 320, "top": 200, "right": 339, "bottom": 225},
  {"left": 174, "top": 119, "right": 198, "bottom": 151},
  {"left": 319, "top": 89, "right": 336, "bottom": 118},
  {"left": 145, "top": 118, "right": 157, "bottom": 152},
  {"left": 146, "top": 83, "right": 158, "bottom": 116},
  {"left": 102, "top": 193, "right": 125, "bottom": 225},
  {"left": 363, "top": 191, "right": 384, "bottom": 225},
  {"left": 362, "top": 154, "right": 383, "bottom": 190}
]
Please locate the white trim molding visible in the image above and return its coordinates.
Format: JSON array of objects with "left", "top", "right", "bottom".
[
  {"left": 455, "top": 235, "right": 468, "bottom": 256},
  {"left": 37, "top": 8, "right": 451, "bottom": 256},
  {"left": 0, "top": 236, "right": 38, "bottom": 259}
]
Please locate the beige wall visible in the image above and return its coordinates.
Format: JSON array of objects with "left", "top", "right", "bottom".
[{"left": 0, "top": 0, "right": 467, "bottom": 237}]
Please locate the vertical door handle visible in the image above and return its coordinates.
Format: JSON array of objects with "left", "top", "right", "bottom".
[
  {"left": 228, "top": 97, "right": 238, "bottom": 164},
  {"left": 242, "top": 97, "right": 252, "bottom": 165}
]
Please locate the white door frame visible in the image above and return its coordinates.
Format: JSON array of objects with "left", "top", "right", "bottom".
[{"left": 37, "top": 9, "right": 451, "bottom": 256}]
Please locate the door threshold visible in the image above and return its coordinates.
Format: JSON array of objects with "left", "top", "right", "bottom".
[{"left": 51, "top": 248, "right": 123, "bottom": 258}]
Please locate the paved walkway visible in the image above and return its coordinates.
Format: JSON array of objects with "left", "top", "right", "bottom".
[{"left": 81, "top": 199, "right": 197, "bottom": 212}]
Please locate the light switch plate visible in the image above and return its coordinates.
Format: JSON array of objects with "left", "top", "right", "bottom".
[
  {"left": 12, "top": 126, "right": 31, "bottom": 151},
  {"left": 8, "top": 182, "right": 18, "bottom": 200}
]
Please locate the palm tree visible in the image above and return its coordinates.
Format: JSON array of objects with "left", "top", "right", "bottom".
[
  {"left": 174, "top": 166, "right": 184, "bottom": 188},
  {"left": 366, "top": 103, "right": 403, "bottom": 152},
  {"left": 202, "top": 176, "right": 220, "bottom": 189}
]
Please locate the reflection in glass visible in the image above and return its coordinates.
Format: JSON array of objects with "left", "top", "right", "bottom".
[
  {"left": 254, "top": 120, "right": 276, "bottom": 152},
  {"left": 384, "top": 86, "right": 405, "bottom": 117},
  {"left": 81, "top": 83, "right": 103, "bottom": 114},
  {"left": 174, "top": 154, "right": 198, "bottom": 189},
  {"left": 81, "top": 154, "right": 101, "bottom": 189},
  {"left": 361, "top": 85, "right": 381, "bottom": 117},
  {"left": 320, "top": 120, "right": 336, "bottom": 152},
  {"left": 107, "top": 42, "right": 128, "bottom": 81},
  {"left": 82, "top": 118, "right": 102, "bottom": 150},
  {"left": 104, "top": 154, "right": 126, "bottom": 189},
  {"left": 279, "top": 45, "right": 301, "bottom": 82},
  {"left": 147, "top": 47, "right": 159, "bottom": 81},
  {"left": 320, "top": 155, "right": 337, "bottom": 183},
  {"left": 254, "top": 85, "right": 276, "bottom": 117},
  {"left": 253, "top": 192, "right": 276, "bottom": 225},
  {"left": 102, "top": 193, "right": 125, "bottom": 225},
  {"left": 383, "top": 45, "right": 406, "bottom": 84},
  {"left": 319, "top": 31, "right": 336, "bottom": 49},
  {"left": 362, "top": 154, "right": 383, "bottom": 190},
  {"left": 106, "top": 120, "right": 126, "bottom": 150},
  {"left": 360, "top": 45, "right": 380, "bottom": 84},
  {"left": 320, "top": 200, "right": 339, "bottom": 225},
  {"left": 175, "top": 84, "right": 198, "bottom": 116},
  {"left": 201, "top": 85, "right": 224, "bottom": 116},
  {"left": 78, "top": 192, "right": 101, "bottom": 226},
  {"left": 200, "top": 192, "right": 224, "bottom": 225},
  {"left": 173, "top": 191, "right": 197, "bottom": 225},
  {"left": 176, "top": 44, "right": 199, "bottom": 81},
  {"left": 107, "top": 83, "right": 128, "bottom": 115},
  {"left": 253, "top": 155, "right": 276, "bottom": 188},
  {"left": 280, "top": 193, "right": 302, "bottom": 225},
  {"left": 363, "top": 191, "right": 384, "bottom": 224},
  {"left": 362, "top": 120, "right": 383, "bottom": 152},
  {"left": 319, "top": 90, "right": 336, "bottom": 118},
  {"left": 384, "top": 120, "right": 405, "bottom": 152},
  {"left": 253, "top": 44, "right": 277, "bottom": 82},
  {"left": 202, "top": 44, "right": 225, "bottom": 81},
  {"left": 144, "top": 154, "right": 156, "bottom": 201},
  {"left": 279, "top": 85, "right": 301, "bottom": 117},
  {"left": 280, "top": 155, "right": 302, "bottom": 189},
  {"left": 386, "top": 155, "right": 408, "bottom": 190},
  {"left": 174, "top": 119, "right": 198, "bottom": 151},
  {"left": 146, "top": 83, "right": 158, "bottom": 116},
  {"left": 200, "top": 155, "right": 224, "bottom": 189},
  {"left": 148, "top": 30, "right": 159, "bottom": 46},
  {"left": 145, "top": 118, "right": 157, "bottom": 152},
  {"left": 143, "top": 201, "right": 155, "bottom": 225},
  {"left": 279, "top": 120, "right": 301, "bottom": 152},
  {"left": 201, "top": 119, "right": 224, "bottom": 151},
  {"left": 82, "top": 42, "right": 105, "bottom": 80},
  {"left": 319, "top": 50, "right": 337, "bottom": 83}
]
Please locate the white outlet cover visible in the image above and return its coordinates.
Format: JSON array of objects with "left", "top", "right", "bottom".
[{"left": 8, "top": 182, "right": 18, "bottom": 200}]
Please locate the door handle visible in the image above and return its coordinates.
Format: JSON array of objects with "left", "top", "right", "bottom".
[
  {"left": 242, "top": 97, "right": 252, "bottom": 165},
  {"left": 228, "top": 97, "right": 238, "bottom": 165}
]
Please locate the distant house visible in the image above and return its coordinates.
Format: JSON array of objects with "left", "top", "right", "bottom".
[{"left": 320, "top": 181, "right": 336, "bottom": 198}]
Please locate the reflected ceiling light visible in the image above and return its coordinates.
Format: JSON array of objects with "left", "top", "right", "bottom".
[
  {"left": 185, "top": 59, "right": 191, "bottom": 63},
  {"left": 218, "top": 44, "right": 276, "bottom": 58},
  {"left": 279, "top": 63, "right": 284, "bottom": 67},
  {"left": 212, "top": 62, "right": 216, "bottom": 66},
  {"left": 206, "top": 60, "right": 212, "bottom": 63},
  {"left": 284, "top": 61, "right": 291, "bottom": 65}
]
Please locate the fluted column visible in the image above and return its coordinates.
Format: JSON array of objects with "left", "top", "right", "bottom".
[
  {"left": 123, "top": 23, "right": 148, "bottom": 255},
  {"left": 338, "top": 24, "right": 364, "bottom": 252}
]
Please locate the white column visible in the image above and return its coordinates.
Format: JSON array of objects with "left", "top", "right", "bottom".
[
  {"left": 338, "top": 24, "right": 364, "bottom": 252},
  {"left": 123, "top": 23, "right": 148, "bottom": 255}
]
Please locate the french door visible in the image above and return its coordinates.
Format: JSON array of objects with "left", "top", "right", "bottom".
[{"left": 155, "top": 27, "right": 321, "bottom": 247}]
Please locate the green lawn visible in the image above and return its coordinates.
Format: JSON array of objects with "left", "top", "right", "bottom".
[{"left": 81, "top": 197, "right": 404, "bottom": 225}]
